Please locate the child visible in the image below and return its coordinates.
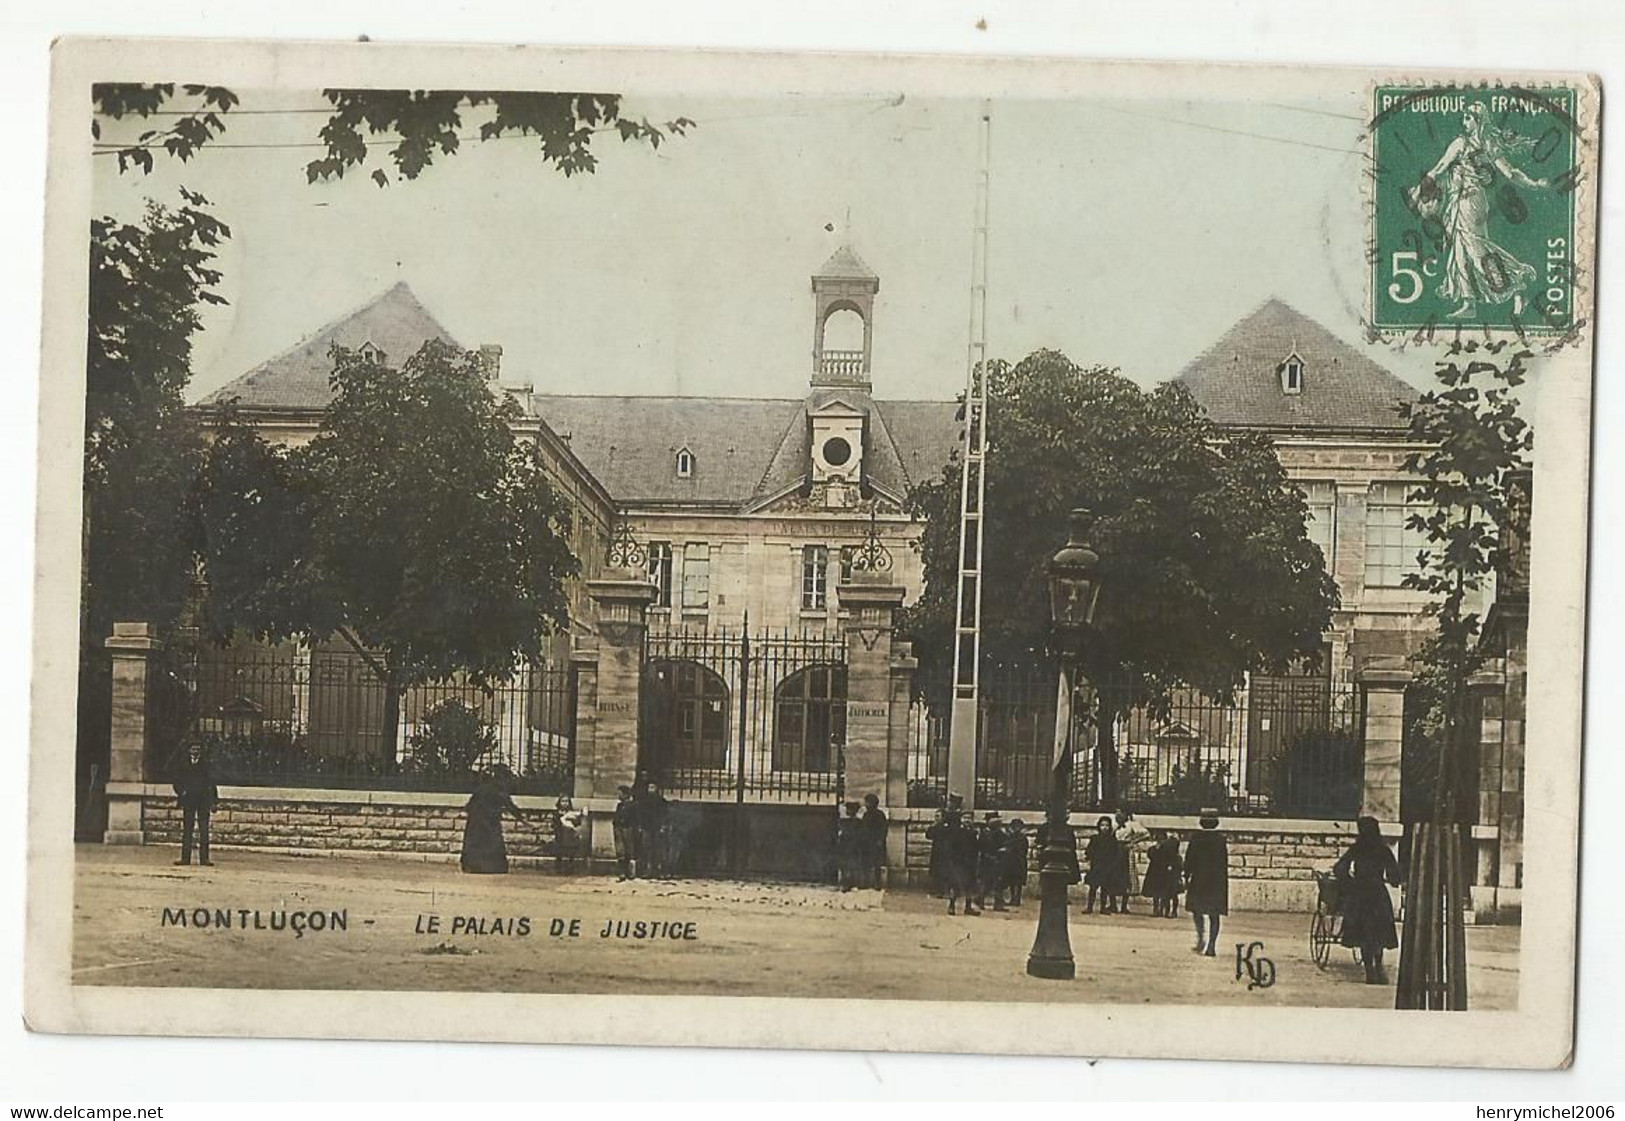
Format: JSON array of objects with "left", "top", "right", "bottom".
[
  {"left": 1003, "top": 818, "right": 1030, "bottom": 906},
  {"left": 1143, "top": 830, "right": 1184, "bottom": 918},
  {"left": 1083, "top": 816, "right": 1122, "bottom": 914}
]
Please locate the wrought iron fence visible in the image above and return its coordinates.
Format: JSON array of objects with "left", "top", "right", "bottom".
[
  {"left": 642, "top": 626, "right": 848, "bottom": 803},
  {"left": 907, "top": 662, "right": 1364, "bottom": 819},
  {"left": 149, "top": 641, "right": 576, "bottom": 795}
]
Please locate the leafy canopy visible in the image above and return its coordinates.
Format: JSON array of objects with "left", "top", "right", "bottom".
[
  {"left": 84, "top": 191, "right": 229, "bottom": 642},
  {"left": 1398, "top": 339, "right": 1533, "bottom": 807},
  {"left": 902, "top": 350, "right": 1339, "bottom": 708},
  {"left": 197, "top": 340, "right": 580, "bottom": 687},
  {"left": 92, "top": 84, "right": 693, "bottom": 186}
]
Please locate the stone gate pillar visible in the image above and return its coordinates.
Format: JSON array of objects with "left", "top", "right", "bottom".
[
  {"left": 1357, "top": 659, "right": 1412, "bottom": 821},
  {"left": 839, "top": 573, "right": 905, "bottom": 805},
  {"left": 582, "top": 573, "right": 657, "bottom": 798},
  {"left": 886, "top": 639, "right": 919, "bottom": 809},
  {"left": 569, "top": 634, "right": 602, "bottom": 798},
  {"left": 104, "top": 622, "right": 163, "bottom": 844}
]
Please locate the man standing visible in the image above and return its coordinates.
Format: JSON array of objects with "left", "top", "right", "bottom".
[
  {"left": 1184, "top": 808, "right": 1230, "bottom": 956},
  {"left": 977, "top": 811, "right": 1009, "bottom": 912},
  {"left": 172, "top": 741, "right": 218, "bottom": 867},
  {"left": 859, "top": 793, "right": 888, "bottom": 889},
  {"left": 613, "top": 785, "right": 640, "bottom": 881},
  {"left": 927, "top": 807, "right": 979, "bottom": 916}
]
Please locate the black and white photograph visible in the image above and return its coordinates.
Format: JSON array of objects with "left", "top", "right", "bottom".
[{"left": 20, "top": 36, "right": 1601, "bottom": 1071}]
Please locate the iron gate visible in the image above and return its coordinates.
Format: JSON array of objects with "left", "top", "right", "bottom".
[{"left": 640, "top": 627, "right": 848, "bottom": 803}]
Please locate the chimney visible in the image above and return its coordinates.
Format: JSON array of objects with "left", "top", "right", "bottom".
[{"left": 477, "top": 343, "right": 503, "bottom": 382}]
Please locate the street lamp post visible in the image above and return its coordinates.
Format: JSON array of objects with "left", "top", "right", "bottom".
[{"left": 1027, "top": 509, "right": 1103, "bottom": 981}]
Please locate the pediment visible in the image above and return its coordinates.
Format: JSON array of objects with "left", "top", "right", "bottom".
[{"left": 809, "top": 396, "right": 867, "bottom": 418}]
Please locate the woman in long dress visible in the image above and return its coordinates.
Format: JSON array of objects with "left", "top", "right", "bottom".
[
  {"left": 1334, "top": 815, "right": 1403, "bottom": 985},
  {"left": 1408, "top": 101, "right": 1551, "bottom": 319},
  {"left": 460, "top": 767, "right": 521, "bottom": 875}
]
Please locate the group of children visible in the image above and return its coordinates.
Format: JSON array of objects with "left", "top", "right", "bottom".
[
  {"left": 1082, "top": 811, "right": 1185, "bottom": 918},
  {"left": 922, "top": 801, "right": 1234, "bottom": 956},
  {"left": 924, "top": 805, "right": 1032, "bottom": 916}
]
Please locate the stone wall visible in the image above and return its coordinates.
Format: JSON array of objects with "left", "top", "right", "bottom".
[
  {"left": 897, "top": 812, "right": 1391, "bottom": 913},
  {"left": 139, "top": 787, "right": 561, "bottom": 864}
]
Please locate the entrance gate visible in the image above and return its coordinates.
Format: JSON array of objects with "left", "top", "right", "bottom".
[{"left": 639, "top": 628, "right": 847, "bottom": 875}]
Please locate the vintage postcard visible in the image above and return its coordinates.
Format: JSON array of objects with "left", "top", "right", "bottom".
[{"left": 26, "top": 39, "right": 1598, "bottom": 1067}]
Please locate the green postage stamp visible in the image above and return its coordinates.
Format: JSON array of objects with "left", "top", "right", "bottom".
[{"left": 1369, "top": 85, "right": 1580, "bottom": 336}]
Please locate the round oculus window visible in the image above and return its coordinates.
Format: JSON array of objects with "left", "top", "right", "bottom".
[{"left": 821, "top": 436, "right": 853, "bottom": 467}]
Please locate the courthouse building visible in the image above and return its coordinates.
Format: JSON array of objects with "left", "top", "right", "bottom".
[
  {"left": 93, "top": 241, "right": 1524, "bottom": 912},
  {"left": 204, "top": 252, "right": 1438, "bottom": 680}
]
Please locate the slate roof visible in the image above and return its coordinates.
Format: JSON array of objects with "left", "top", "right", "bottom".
[
  {"left": 1173, "top": 298, "right": 1416, "bottom": 432},
  {"left": 815, "top": 244, "right": 878, "bottom": 281},
  {"left": 201, "top": 283, "right": 1411, "bottom": 512},
  {"left": 201, "top": 282, "right": 461, "bottom": 409},
  {"left": 533, "top": 391, "right": 960, "bottom": 508},
  {"left": 533, "top": 396, "right": 805, "bottom": 507}
]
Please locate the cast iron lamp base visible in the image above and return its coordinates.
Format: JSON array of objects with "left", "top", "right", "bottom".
[{"left": 1026, "top": 848, "right": 1076, "bottom": 980}]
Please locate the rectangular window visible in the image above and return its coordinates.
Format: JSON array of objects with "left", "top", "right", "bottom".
[
  {"left": 802, "top": 545, "right": 828, "bottom": 611},
  {"left": 647, "top": 541, "right": 673, "bottom": 608},
  {"left": 682, "top": 544, "right": 709, "bottom": 609},
  {"left": 1300, "top": 481, "right": 1337, "bottom": 570},
  {"left": 1364, "top": 482, "right": 1428, "bottom": 588}
]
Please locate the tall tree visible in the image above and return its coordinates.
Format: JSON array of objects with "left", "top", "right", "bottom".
[
  {"left": 903, "top": 350, "right": 1339, "bottom": 801},
  {"left": 197, "top": 340, "right": 580, "bottom": 768},
  {"left": 1393, "top": 340, "right": 1532, "bottom": 1011},
  {"left": 77, "top": 191, "right": 228, "bottom": 836}
]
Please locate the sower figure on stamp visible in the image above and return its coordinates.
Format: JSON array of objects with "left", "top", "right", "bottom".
[
  {"left": 1183, "top": 808, "right": 1229, "bottom": 956},
  {"left": 1334, "top": 815, "right": 1403, "bottom": 985},
  {"left": 172, "top": 740, "right": 218, "bottom": 867}
]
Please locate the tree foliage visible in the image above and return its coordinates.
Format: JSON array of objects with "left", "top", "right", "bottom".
[
  {"left": 197, "top": 340, "right": 581, "bottom": 763},
  {"left": 903, "top": 350, "right": 1340, "bottom": 709},
  {"left": 1398, "top": 340, "right": 1533, "bottom": 814},
  {"left": 92, "top": 84, "right": 693, "bottom": 186},
  {"left": 84, "top": 191, "right": 229, "bottom": 642}
]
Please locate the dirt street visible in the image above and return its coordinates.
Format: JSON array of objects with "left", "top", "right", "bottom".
[{"left": 71, "top": 845, "right": 1520, "bottom": 1008}]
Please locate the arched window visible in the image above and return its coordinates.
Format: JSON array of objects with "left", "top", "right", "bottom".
[
  {"left": 675, "top": 448, "right": 694, "bottom": 478},
  {"left": 642, "top": 659, "right": 729, "bottom": 770},
  {"left": 773, "top": 664, "right": 847, "bottom": 772}
]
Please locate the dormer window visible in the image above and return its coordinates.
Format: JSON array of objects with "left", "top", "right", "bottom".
[
  {"left": 358, "top": 340, "right": 387, "bottom": 364},
  {"left": 675, "top": 448, "right": 694, "bottom": 478},
  {"left": 1280, "top": 353, "right": 1305, "bottom": 395}
]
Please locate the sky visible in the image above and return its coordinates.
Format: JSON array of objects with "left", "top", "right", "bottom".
[{"left": 90, "top": 84, "right": 1447, "bottom": 404}]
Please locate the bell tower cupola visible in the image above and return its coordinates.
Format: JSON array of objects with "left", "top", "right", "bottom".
[{"left": 811, "top": 245, "right": 879, "bottom": 389}]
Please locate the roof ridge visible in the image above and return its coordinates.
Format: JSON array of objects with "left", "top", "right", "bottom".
[{"left": 202, "top": 281, "right": 457, "bottom": 404}]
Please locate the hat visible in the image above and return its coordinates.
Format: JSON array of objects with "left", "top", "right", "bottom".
[
  {"left": 1198, "top": 807, "right": 1221, "bottom": 829},
  {"left": 984, "top": 811, "right": 1002, "bottom": 821}
]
